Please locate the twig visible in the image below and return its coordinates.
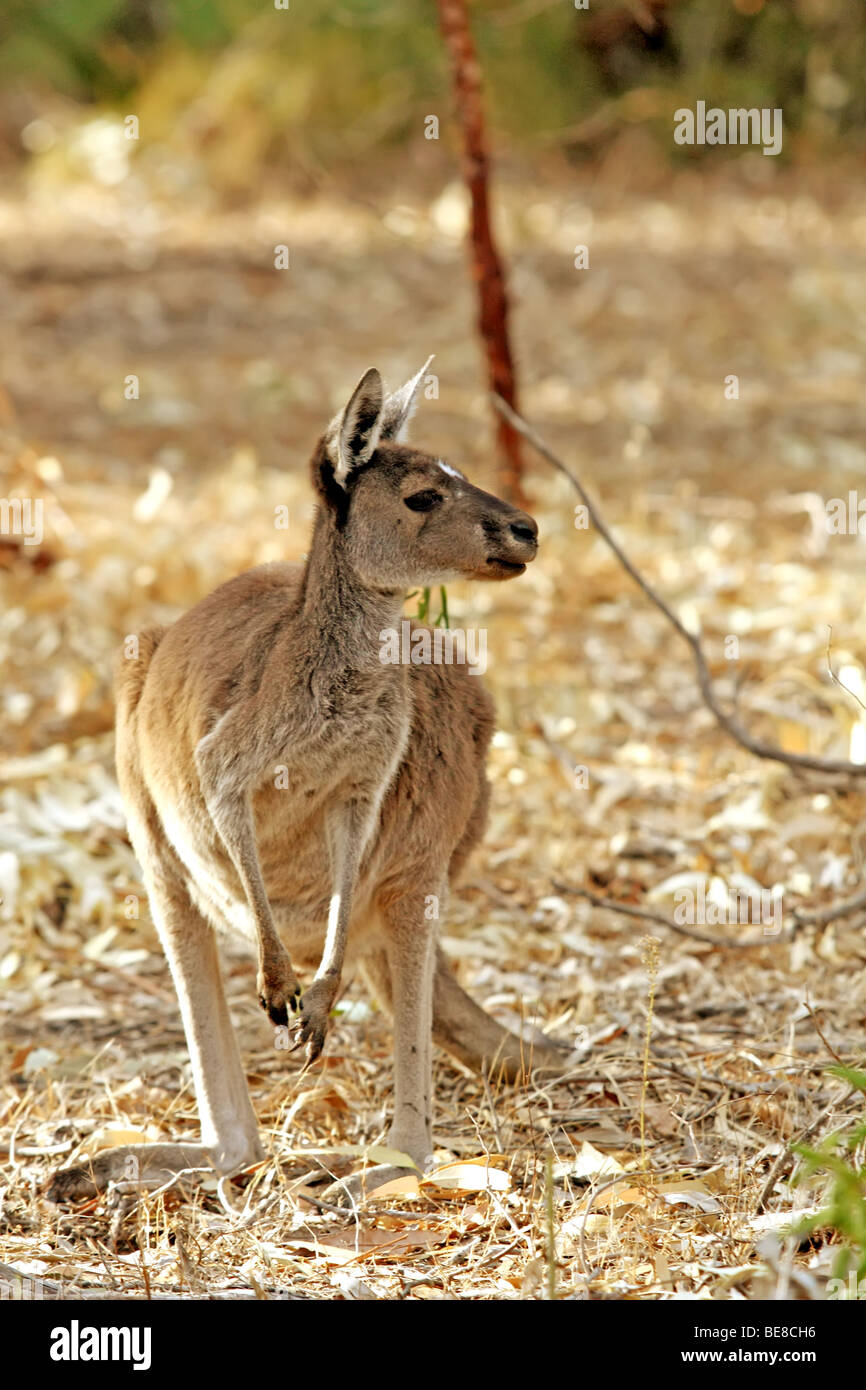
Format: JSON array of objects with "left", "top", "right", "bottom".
[
  {"left": 577, "top": 1172, "right": 653, "bottom": 1279},
  {"left": 492, "top": 395, "right": 866, "bottom": 777},
  {"left": 639, "top": 936, "right": 661, "bottom": 1170},
  {"left": 753, "top": 1088, "right": 858, "bottom": 1214},
  {"left": 791, "top": 884, "right": 866, "bottom": 927},
  {"left": 553, "top": 880, "right": 788, "bottom": 948},
  {"left": 544, "top": 1156, "right": 557, "bottom": 1301},
  {"left": 481, "top": 1070, "right": 505, "bottom": 1155},
  {"left": 653, "top": 1061, "right": 819, "bottom": 1099},
  {"left": 803, "top": 998, "right": 844, "bottom": 1067},
  {"left": 826, "top": 627, "right": 866, "bottom": 717}
]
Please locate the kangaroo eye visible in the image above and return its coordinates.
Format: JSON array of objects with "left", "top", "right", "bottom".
[{"left": 404, "top": 490, "right": 443, "bottom": 513}]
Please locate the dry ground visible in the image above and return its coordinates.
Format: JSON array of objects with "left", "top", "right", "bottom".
[{"left": 1, "top": 151, "right": 865, "bottom": 1299}]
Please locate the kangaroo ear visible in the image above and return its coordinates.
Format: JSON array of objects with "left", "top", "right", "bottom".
[
  {"left": 326, "top": 368, "right": 384, "bottom": 487},
  {"left": 379, "top": 355, "right": 434, "bottom": 442}
]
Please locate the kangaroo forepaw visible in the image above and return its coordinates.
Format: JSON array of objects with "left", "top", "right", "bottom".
[
  {"left": 291, "top": 977, "right": 336, "bottom": 1066},
  {"left": 257, "top": 957, "right": 302, "bottom": 1026}
]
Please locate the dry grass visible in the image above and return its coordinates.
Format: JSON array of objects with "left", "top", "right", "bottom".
[{"left": 1, "top": 156, "right": 865, "bottom": 1299}]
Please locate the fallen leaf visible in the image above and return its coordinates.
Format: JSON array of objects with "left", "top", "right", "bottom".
[
  {"left": 554, "top": 1141, "right": 625, "bottom": 1181},
  {"left": 364, "top": 1174, "right": 422, "bottom": 1200},
  {"left": 421, "top": 1159, "right": 511, "bottom": 1193},
  {"left": 276, "top": 1226, "right": 445, "bottom": 1266}
]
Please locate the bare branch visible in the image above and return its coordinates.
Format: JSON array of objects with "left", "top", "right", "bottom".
[
  {"left": 791, "top": 885, "right": 866, "bottom": 927},
  {"left": 493, "top": 394, "right": 866, "bottom": 777},
  {"left": 826, "top": 626, "right": 866, "bottom": 717},
  {"left": 552, "top": 880, "right": 788, "bottom": 949}
]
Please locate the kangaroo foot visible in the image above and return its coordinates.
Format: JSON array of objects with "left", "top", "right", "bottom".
[
  {"left": 321, "top": 1162, "right": 420, "bottom": 1209},
  {"left": 47, "top": 1142, "right": 216, "bottom": 1203}
]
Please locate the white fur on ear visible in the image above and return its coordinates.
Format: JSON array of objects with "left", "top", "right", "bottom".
[
  {"left": 326, "top": 368, "right": 384, "bottom": 487},
  {"left": 380, "top": 355, "right": 435, "bottom": 443}
]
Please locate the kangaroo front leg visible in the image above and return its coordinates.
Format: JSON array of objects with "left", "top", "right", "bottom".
[
  {"left": 293, "top": 801, "right": 368, "bottom": 1064},
  {"left": 196, "top": 731, "right": 301, "bottom": 1025},
  {"left": 221, "top": 798, "right": 300, "bottom": 1025}
]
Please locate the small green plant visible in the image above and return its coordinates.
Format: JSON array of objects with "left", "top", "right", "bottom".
[
  {"left": 409, "top": 585, "right": 449, "bottom": 628},
  {"left": 793, "top": 1064, "right": 866, "bottom": 1283}
]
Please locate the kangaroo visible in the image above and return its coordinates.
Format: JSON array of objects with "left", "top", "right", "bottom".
[{"left": 49, "top": 362, "right": 566, "bottom": 1204}]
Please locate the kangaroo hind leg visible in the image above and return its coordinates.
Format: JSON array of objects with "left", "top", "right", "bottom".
[{"left": 49, "top": 848, "right": 263, "bottom": 1202}]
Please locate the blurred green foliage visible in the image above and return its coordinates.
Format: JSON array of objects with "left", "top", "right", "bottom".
[
  {"left": 0, "top": 0, "right": 864, "bottom": 163},
  {"left": 794, "top": 1065, "right": 866, "bottom": 1285}
]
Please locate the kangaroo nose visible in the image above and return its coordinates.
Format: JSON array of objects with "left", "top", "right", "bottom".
[{"left": 509, "top": 515, "right": 538, "bottom": 544}]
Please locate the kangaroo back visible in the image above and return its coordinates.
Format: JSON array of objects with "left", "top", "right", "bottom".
[{"left": 114, "top": 626, "right": 166, "bottom": 722}]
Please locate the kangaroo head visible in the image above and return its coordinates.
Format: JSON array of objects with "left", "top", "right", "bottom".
[{"left": 313, "top": 362, "right": 539, "bottom": 589}]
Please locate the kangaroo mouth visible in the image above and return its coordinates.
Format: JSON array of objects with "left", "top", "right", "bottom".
[{"left": 485, "top": 555, "right": 527, "bottom": 576}]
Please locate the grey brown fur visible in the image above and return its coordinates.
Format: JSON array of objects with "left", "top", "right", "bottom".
[{"left": 49, "top": 364, "right": 565, "bottom": 1204}]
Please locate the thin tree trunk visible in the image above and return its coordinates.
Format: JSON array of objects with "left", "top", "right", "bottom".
[{"left": 436, "top": 0, "right": 524, "bottom": 502}]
